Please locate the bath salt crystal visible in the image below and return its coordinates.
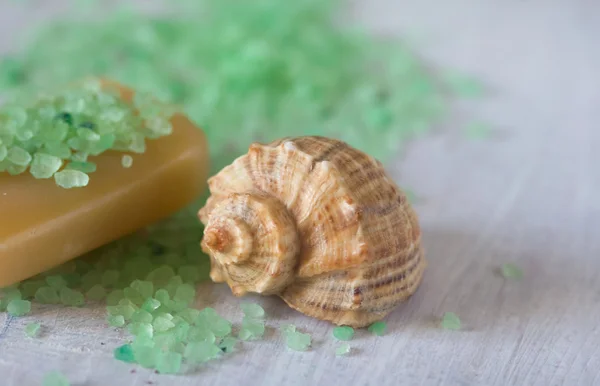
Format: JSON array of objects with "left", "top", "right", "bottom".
[
  {"left": 7, "top": 299, "right": 31, "bottom": 316},
  {"left": 25, "top": 322, "right": 41, "bottom": 337},
  {"left": 332, "top": 326, "right": 354, "bottom": 341},
  {"left": 241, "top": 303, "right": 265, "bottom": 319},
  {"left": 367, "top": 321, "right": 387, "bottom": 336},
  {"left": 54, "top": 170, "right": 89, "bottom": 189},
  {"left": 335, "top": 343, "right": 351, "bottom": 356}
]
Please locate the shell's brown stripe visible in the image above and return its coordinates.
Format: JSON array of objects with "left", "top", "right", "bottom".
[
  {"left": 361, "top": 202, "right": 419, "bottom": 261},
  {"left": 379, "top": 269, "right": 424, "bottom": 303},
  {"left": 350, "top": 167, "right": 388, "bottom": 195},
  {"left": 267, "top": 147, "right": 279, "bottom": 194},
  {"left": 360, "top": 206, "right": 408, "bottom": 236},
  {"left": 336, "top": 265, "right": 424, "bottom": 315},
  {"left": 281, "top": 275, "right": 420, "bottom": 326},
  {"left": 289, "top": 136, "right": 338, "bottom": 157},
  {"left": 311, "top": 140, "right": 347, "bottom": 164},
  {"left": 281, "top": 247, "right": 423, "bottom": 316},
  {"left": 363, "top": 248, "right": 424, "bottom": 295},
  {"left": 326, "top": 150, "right": 378, "bottom": 197},
  {"left": 290, "top": 233, "right": 418, "bottom": 297},
  {"left": 358, "top": 195, "right": 404, "bottom": 217},
  {"left": 309, "top": 142, "right": 379, "bottom": 187},
  {"left": 352, "top": 173, "right": 400, "bottom": 207},
  {"left": 300, "top": 244, "right": 422, "bottom": 297},
  {"left": 322, "top": 257, "right": 421, "bottom": 314},
  {"left": 362, "top": 228, "right": 411, "bottom": 263},
  {"left": 291, "top": 243, "right": 416, "bottom": 291},
  {"left": 299, "top": 284, "right": 416, "bottom": 314},
  {"left": 365, "top": 249, "right": 422, "bottom": 290},
  {"left": 282, "top": 296, "right": 386, "bottom": 327},
  {"left": 364, "top": 261, "right": 425, "bottom": 313},
  {"left": 345, "top": 158, "right": 380, "bottom": 183},
  {"left": 361, "top": 243, "right": 422, "bottom": 279},
  {"left": 365, "top": 265, "right": 425, "bottom": 309},
  {"left": 304, "top": 300, "right": 342, "bottom": 312}
]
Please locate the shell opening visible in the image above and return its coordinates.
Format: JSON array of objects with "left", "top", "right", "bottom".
[{"left": 200, "top": 192, "right": 300, "bottom": 296}]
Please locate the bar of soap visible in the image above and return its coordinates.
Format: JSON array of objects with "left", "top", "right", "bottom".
[{"left": 0, "top": 82, "right": 209, "bottom": 287}]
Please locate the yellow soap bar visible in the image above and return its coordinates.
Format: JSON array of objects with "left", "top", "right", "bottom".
[{"left": 0, "top": 82, "right": 209, "bottom": 287}]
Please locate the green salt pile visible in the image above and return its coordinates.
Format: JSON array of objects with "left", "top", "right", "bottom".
[
  {"left": 0, "top": 0, "right": 484, "bottom": 173},
  {"left": 100, "top": 250, "right": 244, "bottom": 373},
  {"left": 0, "top": 79, "right": 175, "bottom": 187}
]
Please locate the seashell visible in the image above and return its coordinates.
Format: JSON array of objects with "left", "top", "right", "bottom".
[{"left": 198, "top": 136, "right": 426, "bottom": 327}]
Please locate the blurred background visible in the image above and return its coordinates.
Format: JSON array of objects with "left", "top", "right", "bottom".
[{"left": 0, "top": 1, "right": 599, "bottom": 385}]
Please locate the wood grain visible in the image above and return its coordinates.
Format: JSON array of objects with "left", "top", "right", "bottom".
[{"left": 0, "top": 0, "right": 599, "bottom": 385}]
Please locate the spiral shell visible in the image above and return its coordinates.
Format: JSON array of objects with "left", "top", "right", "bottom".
[{"left": 198, "top": 136, "right": 426, "bottom": 327}]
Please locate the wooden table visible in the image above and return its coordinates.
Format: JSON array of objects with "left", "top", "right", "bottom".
[{"left": 1, "top": 0, "right": 599, "bottom": 385}]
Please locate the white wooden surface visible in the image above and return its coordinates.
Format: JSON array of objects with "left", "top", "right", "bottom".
[{"left": 1, "top": 1, "right": 599, "bottom": 385}]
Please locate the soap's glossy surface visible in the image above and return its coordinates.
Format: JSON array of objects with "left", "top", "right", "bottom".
[{"left": 0, "top": 83, "right": 209, "bottom": 287}]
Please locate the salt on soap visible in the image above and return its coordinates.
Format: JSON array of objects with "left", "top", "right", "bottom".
[{"left": 0, "top": 81, "right": 210, "bottom": 288}]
